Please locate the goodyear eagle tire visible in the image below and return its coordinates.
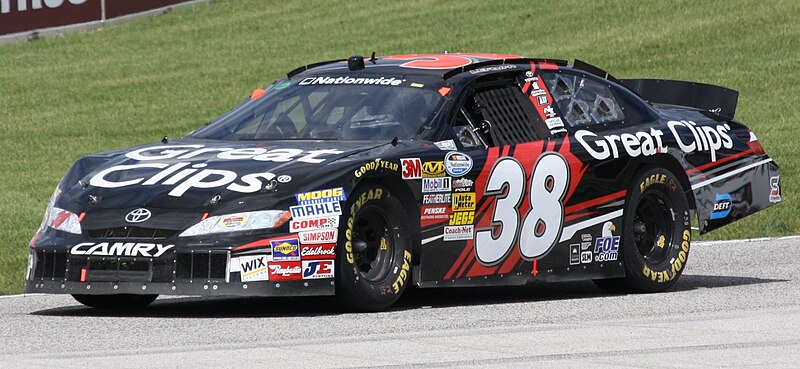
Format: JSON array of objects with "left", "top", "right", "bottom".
[
  {"left": 72, "top": 294, "right": 158, "bottom": 310},
  {"left": 336, "top": 184, "right": 412, "bottom": 311},
  {"left": 594, "top": 167, "right": 692, "bottom": 293}
]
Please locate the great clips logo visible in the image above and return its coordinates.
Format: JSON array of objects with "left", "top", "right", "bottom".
[{"left": 88, "top": 145, "right": 343, "bottom": 197}]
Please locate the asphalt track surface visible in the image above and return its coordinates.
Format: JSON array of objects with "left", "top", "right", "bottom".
[{"left": 2, "top": 237, "right": 799, "bottom": 368}]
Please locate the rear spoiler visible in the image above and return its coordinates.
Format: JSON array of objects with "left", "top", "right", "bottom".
[{"left": 619, "top": 79, "right": 739, "bottom": 118}]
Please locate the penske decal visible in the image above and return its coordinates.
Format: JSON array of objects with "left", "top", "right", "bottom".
[{"left": 70, "top": 242, "right": 174, "bottom": 257}]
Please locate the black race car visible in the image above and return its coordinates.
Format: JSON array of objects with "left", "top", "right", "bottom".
[{"left": 26, "top": 53, "right": 781, "bottom": 311}]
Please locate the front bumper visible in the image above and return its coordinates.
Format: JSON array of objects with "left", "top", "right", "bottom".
[{"left": 24, "top": 237, "right": 335, "bottom": 297}]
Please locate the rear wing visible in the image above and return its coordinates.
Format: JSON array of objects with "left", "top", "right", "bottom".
[{"left": 619, "top": 79, "right": 739, "bottom": 118}]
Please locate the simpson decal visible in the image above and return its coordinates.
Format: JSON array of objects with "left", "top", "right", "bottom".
[{"left": 299, "top": 229, "right": 338, "bottom": 244}]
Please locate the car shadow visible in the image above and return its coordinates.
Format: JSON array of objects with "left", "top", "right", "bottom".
[{"left": 31, "top": 274, "right": 787, "bottom": 318}]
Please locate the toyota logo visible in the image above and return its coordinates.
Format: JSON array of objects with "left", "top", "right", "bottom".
[{"left": 125, "top": 208, "right": 152, "bottom": 223}]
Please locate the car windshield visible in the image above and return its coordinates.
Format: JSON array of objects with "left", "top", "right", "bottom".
[{"left": 188, "top": 76, "right": 445, "bottom": 141}]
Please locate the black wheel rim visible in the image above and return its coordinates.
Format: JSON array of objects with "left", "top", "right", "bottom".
[
  {"left": 352, "top": 204, "right": 395, "bottom": 282},
  {"left": 632, "top": 190, "right": 674, "bottom": 265}
]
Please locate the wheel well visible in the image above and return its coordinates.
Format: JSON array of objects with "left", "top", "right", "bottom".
[
  {"left": 631, "top": 155, "right": 696, "bottom": 211},
  {"left": 354, "top": 176, "right": 421, "bottom": 260}
]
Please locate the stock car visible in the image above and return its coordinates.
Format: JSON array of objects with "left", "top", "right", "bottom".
[{"left": 26, "top": 53, "right": 781, "bottom": 311}]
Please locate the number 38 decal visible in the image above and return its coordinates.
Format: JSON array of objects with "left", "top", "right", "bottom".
[{"left": 475, "top": 153, "right": 570, "bottom": 265}]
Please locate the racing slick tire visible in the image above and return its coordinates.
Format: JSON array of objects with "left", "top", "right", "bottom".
[
  {"left": 72, "top": 294, "right": 158, "bottom": 310},
  {"left": 336, "top": 184, "right": 412, "bottom": 311},
  {"left": 594, "top": 167, "right": 692, "bottom": 293}
]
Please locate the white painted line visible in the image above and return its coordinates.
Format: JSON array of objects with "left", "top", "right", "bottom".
[
  {"left": 694, "top": 234, "right": 800, "bottom": 246},
  {"left": 691, "top": 158, "right": 773, "bottom": 190},
  {"left": 421, "top": 234, "right": 444, "bottom": 245}
]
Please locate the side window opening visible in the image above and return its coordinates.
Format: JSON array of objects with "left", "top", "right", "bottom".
[
  {"left": 450, "top": 79, "right": 550, "bottom": 148},
  {"left": 544, "top": 72, "right": 626, "bottom": 127}
]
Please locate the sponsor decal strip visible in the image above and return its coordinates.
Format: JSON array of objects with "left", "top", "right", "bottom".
[
  {"left": 559, "top": 209, "right": 624, "bottom": 243},
  {"left": 690, "top": 158, "right": 773, "bottom": 190}
]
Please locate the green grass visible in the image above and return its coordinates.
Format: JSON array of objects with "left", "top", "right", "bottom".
[{"left": 0, "top": 0, "right": 797, "bottom": 294}]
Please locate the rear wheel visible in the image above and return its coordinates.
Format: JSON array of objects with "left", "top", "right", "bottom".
[
  {"left": 336, "top": 184, "right": 412, "bottom": 311},
  {"left": 594, "top": 167, "right": 692, "bottom": 293},
  {"left": 72, "top": 294, "right": 158, "bottom": 310}
]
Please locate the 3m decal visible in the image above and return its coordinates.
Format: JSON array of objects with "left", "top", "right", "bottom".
[
  {"left": 444, "top": 152, "right": 473, "bottom": 177},
  {"left": 401, "top": 158, "right": 422, "bottom": 179},
  {"left": 422, "top": 177, "right": 451, "bottom": 193},
  {"left": 302, "top": 260, "right": 334, "bottom": 279},
  {"left": 710, "top": 194, "right": 732, "bottom": 220},
  {"left": 475, "top": 153, "right": 569, "bottom": 265},
  {"left": 289, "top": 216, "right": 339, "bottom": 233},
  {"left": 270, "top": 238, "right": 300, "bottom": 261},
  {"left": 70, "top": 242, "right": 173, "bottom": 258},
  {"left": 295, "top": 187, "right": 346, "bottom": 205},
  {"left": 238, "top": 255, "right": 269, "bottom": 282}
]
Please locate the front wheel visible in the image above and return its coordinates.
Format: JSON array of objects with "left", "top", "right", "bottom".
[
  {"left": 336, "top": 184, "right": 412, "bottom": 311},
  {"left": 594, "top": 167, "right": 692, "bottom": 293},
  {"left": 72, "top": 294, "right": 158, "bottom": 310}
]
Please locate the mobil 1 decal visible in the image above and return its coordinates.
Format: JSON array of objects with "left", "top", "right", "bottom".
[{"left": 440, "top": 137, "right": 587, "bottom": 280}]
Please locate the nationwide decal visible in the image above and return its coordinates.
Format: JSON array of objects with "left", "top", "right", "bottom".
[
  {"left": 302, "top": 260, "right": 335, "bottom": 279},
  {"left": 422, "top": 161, "right": 446, "bottom": 178},
  {"left": 769, "top": 176, "right": 782, "bottom": 203},
  {"left": 295, "top": 187, "right": 346, "bottom": 205},
  {"left": 443, "top": 225, "right": 473, "bottom": 241},
  {"left": 451, "top": 192, "right": 476, "bottom": 211},
  {"left": 290, "top": 202, "right": 342, "bottom": 220},
  {"left": 270, "top": 238, "right": 300, "bottom": 261},
  {"left": 594, "top": 222, "right": 619, "bottom": 262},
  {"left": 448, "top": 211, "right": 475, "bottom": 226},
  {"left": 289, "top": 216, "right": 339, "bottom": 233},
  {"left": 238, "top": 255, "right": 269, "bottom": 282},
  {"left": 89, "top": 145, "right": 343, "bottom": 197},
  {"left": 421, "top": 177, "right": 452, "bottom": 193},
  {"left": 300, "top": 243, "right": 336, "bottom": 259},
  {"left": 401, "top": 158, "right": 422, "bottom": 179},
  {"left": 444, "top": 152, "right": 473, "bottom": 177},
  {"left": 299, "top": 229, "right": 338, "bottom": 244},
  {"left": 452, "top": 178, "right": 474, "bottom": 192},
  {"left": 298, "top": 76, "right": 405, "bottom": 86},
  {"left": 353, "top": 158, "right": 399, "bottom": 178},
  {"left": 70, "top": 242, "right": 173, "bottom": 257},
  {"left": 423, "top": 193, "right": 451, "bottom": 204},
  {"left": 710, "top": 193, "right": 732, "bottom": 220},
  {"left": 575, "top": 121, "right": 733, "bottom": 162},
  {"left": 268, "top": 261, "right": 302, "bottom": 281}
]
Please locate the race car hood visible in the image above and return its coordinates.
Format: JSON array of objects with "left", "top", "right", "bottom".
[{"left": 58, "top": 139, "right": 384, "bottom": 211}]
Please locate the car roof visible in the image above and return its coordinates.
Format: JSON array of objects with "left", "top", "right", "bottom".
[{"left": 287, "top": 53, "right": 570, "bottom": 82}]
